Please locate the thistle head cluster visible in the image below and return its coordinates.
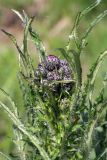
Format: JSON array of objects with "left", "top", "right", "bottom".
[{"left": 34, "top": 55, "right": 74, "bottom": 95}]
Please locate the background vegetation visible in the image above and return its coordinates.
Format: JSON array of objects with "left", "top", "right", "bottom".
[{"left": 0, "top": 0, "right": 107, "bottom": 157}]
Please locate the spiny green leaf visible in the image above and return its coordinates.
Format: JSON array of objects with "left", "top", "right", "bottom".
[
  {"left": 82, "top": 10, "right": 107, "bottom": 41},
  {"left": 85, "top": 101, "right": 107, "bottom": 159},
  {"left": 1, "top": 29, "right": 24, "bottom": 58},
  {"left": 97, "top": 148, "right": 107, "bottom": 160},
  {"left": 29, "top": 18, "right": 46, "bottom": 62},
  {"left": 55, "top": 48, "right": 75, "bottom": 71},
  {"left": 67, "top": 0, "right": 102, "bottom": 51},
  {"left": 23, "top": 17, "right": 32, "bottom": 56},
  {"left": 85, "top": 50, "right": 107, "bottom": 100},
  {"left": 0, "top": 101, "right": 50, "bottom": 160},
  {"left": 1, "top": 29, "right": 27, "bottom": 69},
  {"left": 0, "top": 151, "right": 11, "bottom": 160},
  {"left": 80, "top": 0, "right": 102, "bottom": 19},
  {"left": 0, "top": 88, "right": 18, "bottom": 116},
  {"left": 13, "top": 128, "right": 26, "bottom": 160},
  {"left": 70, "top": 50, "right": 82, "bottom": 88},
  {"left": 23, "top": 16, "right": 34, "bottom": 75}
]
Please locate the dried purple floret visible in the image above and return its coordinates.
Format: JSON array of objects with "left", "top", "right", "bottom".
[
  {"left": 60, "top": 60, "right": 68, "bottom": 66},
  {"left": 44, "top": 55, "right": 60, "bottom": 71},
  {"left": 47, "top": 72, "right": 55, "bottom": 81}
]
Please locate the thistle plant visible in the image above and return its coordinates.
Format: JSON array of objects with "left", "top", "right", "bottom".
[{"left": 0, "top": 0, "right": 107, "bottom": 159}]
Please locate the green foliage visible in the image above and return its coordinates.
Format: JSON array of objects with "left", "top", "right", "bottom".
[{"left": 0, "top": 1, "right": 107, "bottom": 159}]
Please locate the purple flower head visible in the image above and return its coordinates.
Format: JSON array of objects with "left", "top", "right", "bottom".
[
  {"left": 34, "top": 55, "right": 74, "bottom": 96},
  {"left": 44, "top": 55, "right": 60, "bottom": 71}
]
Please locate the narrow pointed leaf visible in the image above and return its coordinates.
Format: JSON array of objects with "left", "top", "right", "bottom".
[
  {"left": 12, "top": 9, "right": 24, "bottom": 22},
  {"left": 29, "top": 18, "right": 46, "bottom": 61},
  {"left": 82, "top": 10, "right": 107, "bottom": 40}
]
